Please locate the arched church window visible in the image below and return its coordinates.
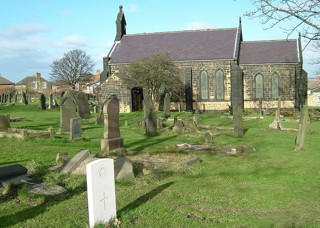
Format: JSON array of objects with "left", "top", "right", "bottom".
[
  {"left": 271, "top": 73, "right": 280, "bottom": 98},
  {"left": 200, "top": 71, "right": 209, "bottom": 100},
  {"left": 216, "top": 69, "right": 224, "bottom": 100},
  {"left": 255, "top": 74, "right": 264, "bottom": 99}
]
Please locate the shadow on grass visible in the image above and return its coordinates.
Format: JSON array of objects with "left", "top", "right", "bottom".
[
  {"left": 0, "top": 184, "right": 85, "bottom": 227},
  {"left": 117, "top": 181, "right": 174, "bottom": 217},
  {"left": 126, "top": 135, "right": 178, "bottom": 152}
]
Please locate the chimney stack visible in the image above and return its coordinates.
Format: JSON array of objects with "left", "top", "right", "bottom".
[{"left": 36, "top": 72, "right": 41, "bottom": 78}]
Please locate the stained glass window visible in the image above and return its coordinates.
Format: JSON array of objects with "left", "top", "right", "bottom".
[
  {"left": 216, "top": 70, "right": 224, "bottom": 100},
  {"left": 256, "top": 74, "right": 263, "bottom": 98},
  {"left": 200, "top": 71, "right": 209, "bottom": 100}
]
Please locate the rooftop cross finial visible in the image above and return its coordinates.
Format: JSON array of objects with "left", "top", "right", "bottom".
[{"left": 119, "top": 5, "right": 123, "bottom": 12}]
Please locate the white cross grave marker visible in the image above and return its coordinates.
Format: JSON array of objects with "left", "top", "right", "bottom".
[{"left": 86, "top": 159, "right": 116, "bottom": 228}]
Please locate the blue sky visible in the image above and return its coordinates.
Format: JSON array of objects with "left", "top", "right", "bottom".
[{"left": 0, "top": 0, "right": 317, "bottom": 83}]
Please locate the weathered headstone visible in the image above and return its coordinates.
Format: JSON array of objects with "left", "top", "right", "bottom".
[
  {"left": 86, "top": 159, "right": 116, "bottom": 228},
  {"left": 143, "top": 93, "right": 152, "bottom": 119},
  {"left": 22, "top": 92, "right": 28, "bottom": 105},
  {"left": 61, "top": 149, "right": 90, "bottom": 174},
  {"left": 39, "top": 93, "right": 46, "bottom": 110},
  {"left": 70, "top": 117, "right": 81, "bottom": 140},
  {"left": 100, "top": 97, "right": 124, "bottom": 155},
  {"left": 269, "top": 97, "right": 282, "bottom": 130},
  {"left": 114, "top": 157, "right": 134, "bottom": 180},
  {"left": 163, "top": 93, "right": 171, "bottom": 118},
  {"left": 60, "top": 97, "right": 77, "bottom": 132},
  {"left": 295, "top": 105, "right": 308, "bottom": 150},
  {"left": 146, "top": 110, "right": 157, "bottom": 136},
  {"left": 48, "top": 93, "right": 54, "bottom": 109},
  {"left": 74, "top": 91, "right": 91, "bottom": 118},
  {"left": 0, "top": 115, "right": 10, "bottom": 132},
  {"left": 233, "top": 105, "right": 243, "bottom": 137}
]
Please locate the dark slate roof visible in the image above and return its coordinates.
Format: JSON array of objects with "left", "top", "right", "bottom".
[
  {"left": 109, "top": 28, "right": 239, "bottom": 64},
  {"left": 239, "top": 40, "right": 299, "bottom": 64},
  {"left": 0, "top": 76, "right": 14, "bottom": 85}
]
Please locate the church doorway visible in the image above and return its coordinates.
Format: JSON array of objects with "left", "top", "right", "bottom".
[{"left": 131, "top": 87, "right": 143, "bottom": 112}]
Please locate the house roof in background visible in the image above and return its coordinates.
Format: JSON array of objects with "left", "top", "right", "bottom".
[
  {"left": 239, "top": 40, "right": 299, "bottom": 64},
  {"left": 308, "top": 78, "right": 320, "bottom": 90},
  {"left": 16, "top": 76, "right": 50, "bottom": 85},
  {"left": 0, "top": 76, "right": 14, "bottom": 85},
  {"left": 109, "top": 28, "right": 239, "bottom": 64}
]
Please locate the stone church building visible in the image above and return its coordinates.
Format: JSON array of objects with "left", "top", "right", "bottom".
[{"left": 97, "top": 6, "right": 307, "bottom": 113}]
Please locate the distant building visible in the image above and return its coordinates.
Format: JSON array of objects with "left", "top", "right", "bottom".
[
  {"left": 308, "top": 78, "right": 320, "bottom": 107},
  {"left": 16, "top": 72, "right": 52, "bottom": 95},
  {"left": 83, "top": 70, "right": 101, "bottom": 96},
  {"left": 0, "top": 75, "right": 15, "bottom": 92},
  {"left": 98, "top": 6, "right": 307, "bottom": 113}
]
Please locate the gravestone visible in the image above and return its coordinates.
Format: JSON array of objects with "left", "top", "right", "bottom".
[
  {"left": 114, "top": 157, "right": 134, "bottom": 180},
  {"left": 100, "top": 97, "right": 123, "bottom": 155},
  {"left": 146, "top": 110, "right": 157, "bottom": 136},
  {"left": 143, "top": 93, "right": 152, "bottom": 119},
  {"left": 70, "top": 117, "right": 81, "bottom": 140},
  {"left": 74, "top": 91, "right": 91, "bottom": 118},
  {"left": 61, "top": 149, "right": 90, "bottom": 174},
  {"left": 269, "top": 97, "right": 282, "bottom": 130},
  {"left": 233, "top": 105, "right": 243, "bottom": 137},
  {"left": 0, "top": 164, "right": 28, "bottom": 180},
  {"left": 48, "top": 93, "right": 54, "bottom": 109},
  {"left": 295, "top": 105, "right": 308, "bottom": 150},
  {"left": 86, "top": 159, "right": 116, "bottom": 228},
  {"left": 163, "top": 93, "right": 171, "bottom": 118},
  {"left": 231, "top": 64, "right": 244, "bottom": 110},
  {"left": 39, "top": 93, "right": 46, "bottom": 110},
  {"left": 60, "top": 97, "right": 77, "bottom": 132},
  {"left": 22, "top": 92, "right": 28, "bottom": 105},
  {"left": 0, "top": 115, "right": 10, "bottom": 132}
]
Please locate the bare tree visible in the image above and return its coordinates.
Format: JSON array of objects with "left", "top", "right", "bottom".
[
  {"left": 311, "top": 41, "right": 320, "bottom": 74},
  {"left": 120, "top": 53, "right": 184, "bottom": 109},
  {"left": 246, "top": 0, "right": 320, "bottom": 44},
  {"left": 50, "top": 49, "right": 95, "bottom": 89}
]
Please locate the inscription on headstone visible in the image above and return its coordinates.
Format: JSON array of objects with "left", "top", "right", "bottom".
[{"left": 86, "top": 159, "right": 116, "bottom": 228}]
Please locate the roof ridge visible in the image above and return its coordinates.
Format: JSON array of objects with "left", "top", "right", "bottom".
[
  {"left": 124, "top": 28, "right": 238, "bottom": 37},
  {"left": 242, "top": 39, "right": 297, "bottom": 43}
]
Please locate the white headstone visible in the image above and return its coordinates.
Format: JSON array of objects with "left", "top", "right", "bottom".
[{"left": 86, "top": 159, "right": 116, "bottom": 228}]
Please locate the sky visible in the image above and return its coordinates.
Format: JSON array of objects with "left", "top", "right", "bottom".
[{"left": 0, "top": 0, "right": 318, "bottom": 83}]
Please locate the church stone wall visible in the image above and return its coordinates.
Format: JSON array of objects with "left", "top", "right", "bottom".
[
  {"left": 174, "top": 60, "right": 234, "bottom": 111},
  {"left": 241, "top": 63, "right": 297, "bottom": 109},
  {"left": 98, "top": 60, "right": 302, "bottom": 113},
  {"left": 97, "top": 66, "right": 131, "bottom": 113}
]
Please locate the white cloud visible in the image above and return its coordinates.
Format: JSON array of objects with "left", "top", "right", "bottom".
[
  {"left": 0, "top": 24, "right": 49, "bottom": 38},
  {"left": 128, "top": 4, "right": 138, "bottom": 12},
  {"left": 185, "top": 21, "right": 214, "bottom": 30},
  {"left": 54, "top": 34, "right": 88, "bottom": 49},
  {"left": 60, "top": 10, "right": 75, "bottom": 17}
]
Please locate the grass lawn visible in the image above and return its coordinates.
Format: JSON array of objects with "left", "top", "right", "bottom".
[{"left": 0, "top": 102, "right": 320, "bottom": 227}]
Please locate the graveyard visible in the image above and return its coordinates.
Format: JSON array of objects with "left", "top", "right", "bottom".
[{"left": 0, "top": 100, "right": 320, "bottom": 227}]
